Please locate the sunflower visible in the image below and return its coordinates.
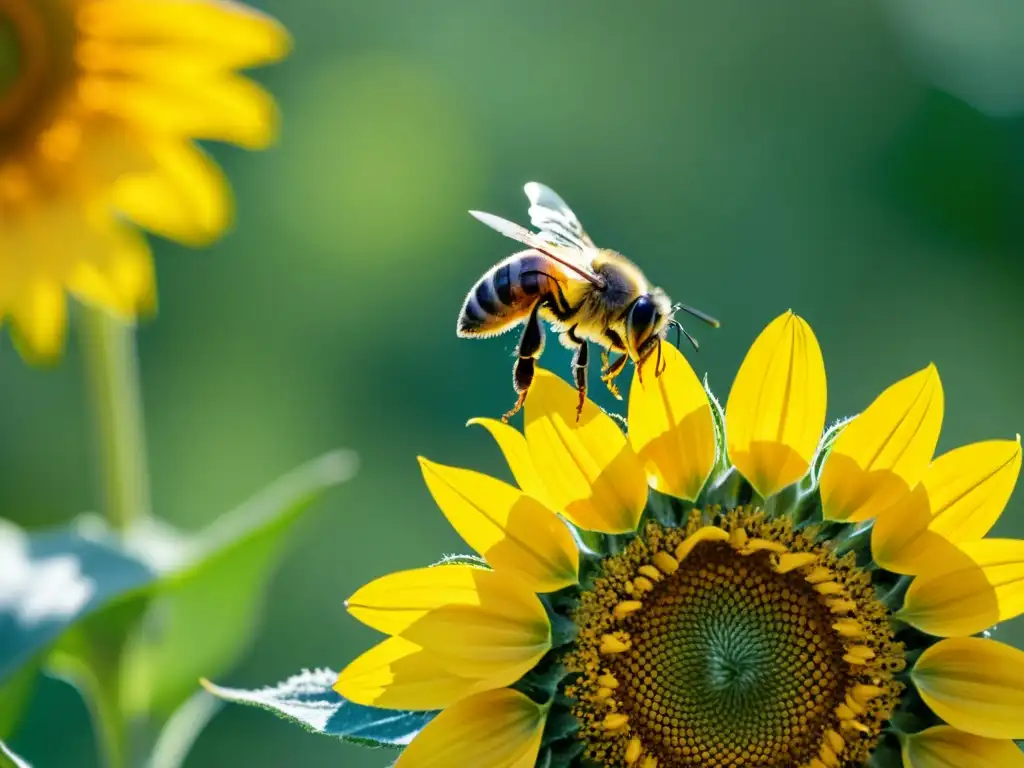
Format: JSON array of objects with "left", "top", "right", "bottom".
[
  {"left": 335, "top": 311, "right": 1024, "bottom": 768},
  {"left": 0, "top": 0, "right": 288, "bottom": 359}
]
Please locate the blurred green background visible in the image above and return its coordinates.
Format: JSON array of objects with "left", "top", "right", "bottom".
[{"left": 5, "top": 0, "right": 1024, "bottom": 765}]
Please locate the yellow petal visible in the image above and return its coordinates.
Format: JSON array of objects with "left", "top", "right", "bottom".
[
  {"left": 524, "top": 369, "right": 646, "bottom": 533},
  {"left": 912, "top": 638, "right": 1024, "bottom": 739},
  {"left": 334, "top": 636, "right": 491, "bottom": 710},
  {"left": 114, "top": 139, "right": 232, "bottom": 247},
  {"left": 902, "top": 726, "right": 1024, "bottom": 768},
  {"left": 346, "top": 565, "right": 551, "bottom": 680},
  {"left": 897, "top": 539, "right": 1024, "bottom": 637},
  {"left": 418, "top": 457, "right": 578, "bottom": 593},
  {"left": 725, "top": 311, "right": 826, "bottom": 498},
  {"left": 395, "top": 688, "right": 545, "bottom": 768},
  {"left": 467, "top": 418, "right": 551, "bottom": 505},
  {"left": 821, "top": 365, "right": 944, "bottom": 522},
  {"left": 873, "top": 439, "right": 1022, "bottom": 575},
  {"left": 10, "top": 280, "right": 67, "bottom": 362},
  {"left": 82, "top": 72, "right": 278, "bottom": 149},
  {"left": 77, "top": 0, "right": 291, "bottom": 69},
  {"left": 627, "top": 343, "right": 716, "bottom": 501}
]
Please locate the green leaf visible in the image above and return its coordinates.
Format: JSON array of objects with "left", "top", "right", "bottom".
[
  {"left": 203, "top": 668, "right": 436, "bottom": 747},
  {"left": 121, "top": 450, "right": 356, "bottom": 720},
  {"left": 0, "top": 520, "right": 154, "bottom": 685},
  {"left": 0, "top": 739, "right": 31, "bottom": 768},
  {"left": 0, "top": 660, "right": 39, "bottom": 740}
]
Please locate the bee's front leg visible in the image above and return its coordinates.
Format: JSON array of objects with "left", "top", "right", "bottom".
[
  {"left": 503, "top": 301, "right": 546, "bottom": 423},
  {"left": 600, "top": 352, "right": 628, "bottom": 400},
  {"left": 565, "top": 327, "right": 588, "bottom": 422}
]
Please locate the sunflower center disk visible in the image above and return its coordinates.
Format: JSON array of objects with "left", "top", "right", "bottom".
[{"left": 565, "top": 511, "right": 905, "bottom": 768}]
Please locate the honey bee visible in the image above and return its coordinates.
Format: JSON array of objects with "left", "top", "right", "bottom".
[{"left": 458, "top": 182, "right": 719, "bottom": 422}]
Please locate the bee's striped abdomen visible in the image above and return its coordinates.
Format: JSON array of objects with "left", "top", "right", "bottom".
[{"left": 457, "top": 251, "right": 560, "bottom": 338}]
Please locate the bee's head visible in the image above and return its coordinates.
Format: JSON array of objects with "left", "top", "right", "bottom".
[{"left": 624, "top": 289, "right": 673, "bottom": 364}]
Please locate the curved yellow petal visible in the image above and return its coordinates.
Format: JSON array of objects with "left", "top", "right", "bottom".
[
  {"left": 873, "top": 439, "right": 1022, "bottom": 575},
  {"left": 10, "top": 280, "right": 67, "bottom": 363},
  {"left": 821, "top": 364, "right": 943, "bottom": 523},
  {"left": 897, "top": 539, "right": 1024, "bottom": 637},
  {"left": 913, "top": 638, "right": 1024, "bottom": 739},
  {"left": 115, "top": 139, "right": 232, "bottom": 247},
  {"left": 346, "top": 565, "right": 551, "bottom": 679},
  {"left": 627, "top": 343, "right": 716, "bottom": 501},
  {"left": 523, "top": 369, "right": 646, "bottom": 533},
  {"left": 395, "top": 689, "right": 545, "bottom": 768},
  {"left": 902, "top": 726, "right": 1024, "bottom": 768},
  {"left": 85, "top": 73, "right": 278, "bottom": 150},
  {"left": 725, "top": 311, "right": 826, "bottom": 498},
  {"left": 467, "top": 418, "right": 551, "bottom": 505},
  {"left": 334, "top": 636, "right": 492, "bottom": 710},
  {"left": 77, "top": 0, "right": 291, "bottom": 70},
  {"left": 418, "top": 457, "right": 578, "bottom": 593}
]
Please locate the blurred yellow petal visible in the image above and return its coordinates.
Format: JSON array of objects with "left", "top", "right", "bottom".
[
  {"left": 418, "top": 457, "right": 578, "bottom": 593},
  {"left": 10, "top": 280, "right": 67, "bottom": 363},
  {"left": 902, "top": 726, "right": 1024, "bottom": 768},
  {"left": 467, "top": 418, "right": 551, "bottom": 505},
  {"left": 77, "top": 0, "right": 291, "bottom": 69},
  {"left": 821, "top": 365, "right": 944, "bottom": 522},
  {"left": 897, "top": 539, "right": 1024, "bottom": 637},
  {"left": 68, "top": 220, "right": 156, "bottom": 316},
  {"left": 114, "top": 139, "right": 232, "bottom": 247},
  {"left": 346, "top": 565, "right": 551, "bottom": 680},
  {"left": 334, "top": 636, "right": 491, "bottom": 711},
  {"left": 83, "top": 73, "right": 278, "bottom": 149},
  {"left": 912, "top": 638, "right": 1024, "bottom": 739},
  {"left": 725, "top": 311, "right": 826, "bottom": 498},
  {"left": 627, "top": 343, "right": 716, "bottom": 501},
  {"left": 395, "top": 689, "right": 545, "bottom": 768},
  {"left": 873, "top": 439, "right": 1022, "bottom": 575},
  {"left": 524, "top": 369, "right": 646, "bottom": 534}
]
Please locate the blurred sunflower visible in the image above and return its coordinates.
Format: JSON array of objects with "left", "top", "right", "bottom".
[
  {"left": 335, "top": 311, "right": 1024, "bottom": 768},
  {"left": 0, "top": 0, "right": 288, "bottom": 359}
]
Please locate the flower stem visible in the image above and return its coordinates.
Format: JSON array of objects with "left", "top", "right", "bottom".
[{"left": 79, "top": 305, "right": 151, "bottom": 533}]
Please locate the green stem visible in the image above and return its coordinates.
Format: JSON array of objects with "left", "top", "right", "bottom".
[{"left": 79, "top": 306, "right": 151, "bottom": 533}]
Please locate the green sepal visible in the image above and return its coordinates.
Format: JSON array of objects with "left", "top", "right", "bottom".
[
  {"left": 700, "top": 465, "right": 754, "bottom": 510},
  {"left": 434, "top": 553, "right": 488, "bottom": 567},
  {"left": 0, "top": 740, "right": 30, "bottom": 768},
  {"left": 203, "top": 668, "right": 436, "bottom": 748},
  {"left": 807, "top": 415, "right": 855, "bottom": 489},
  {"left": 867, "top": 735, "right": 904, "bottom": 768},
  {"left": 703, "top": 375, "right": 729, "bottom": 477}
]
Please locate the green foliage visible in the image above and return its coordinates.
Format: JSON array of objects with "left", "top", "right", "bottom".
[
  {"left": 203, "top": 668, "right": 436, "bottom": 748},
  {"left": 121, "top": 450, "right": 357, "bottom": 720},
  {"left": 0, "top": 450, "right": 354, "bottom": 767}
]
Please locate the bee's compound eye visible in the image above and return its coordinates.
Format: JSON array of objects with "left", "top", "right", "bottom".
[{"left": 629, "top": 295, "right": 657, "bottom": 336}]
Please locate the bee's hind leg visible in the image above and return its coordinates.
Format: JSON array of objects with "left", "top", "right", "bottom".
[
  {"left": 564, "top": 327, "right": 589, "bottom": 422},
  {"left": 601, "top": 352, "right": 628, "bottom": 400},
  {"left": 503, "top": 302, "right": 546, "bottom": 423}
]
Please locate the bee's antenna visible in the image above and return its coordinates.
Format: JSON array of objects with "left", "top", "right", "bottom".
[{"left": 672, "top": 302, "right": 720, "bottom": 329}]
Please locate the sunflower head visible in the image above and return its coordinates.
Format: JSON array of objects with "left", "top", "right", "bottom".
[
  {"left": 335, "top": 311, "right": 1024, "bottom": 768},
  {"left": 0, "top": 0, "right": 289, "bottom": 360}
]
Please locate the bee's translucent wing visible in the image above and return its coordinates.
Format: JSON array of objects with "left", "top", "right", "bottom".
[
  {"left": 524, "top": 182, "right": 596, "bottom": 249},
  {"left": 469, "top": 210, "right": 604, "bottom": 287}
]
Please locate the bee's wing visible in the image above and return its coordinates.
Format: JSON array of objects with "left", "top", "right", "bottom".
[
  {"left": 524, "top": 182, "right": 596, "bottom": 249},
  {"left": 469, "top": 210, "right": 605, "bottom": 288}
]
